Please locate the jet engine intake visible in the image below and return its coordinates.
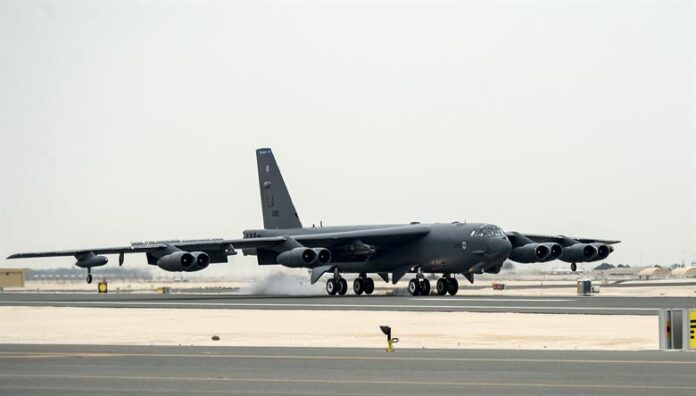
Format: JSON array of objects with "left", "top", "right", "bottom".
[
  {"left": 590, "top": 244, "right": 612, "bottom": 261},
  {"left": 508, "top": 243, "right": 551, "bottom": 263},
  {"left": 540, "top": 243, "right": 563, "bottom": 262},
  {"left": 276, "top": 247, "right": 317, "bottom": 268},
  {"left": 157, "top": 251, "right": 195, "bottom": 272},
  {"left": 312, "top": 248, "right": 332, "bottom": 265},
  {"left": 559, "top": 244, "right": 597, "bottom": 263},
  {"left": 186, "top": 251, "right": 211, "bottom": 272}
]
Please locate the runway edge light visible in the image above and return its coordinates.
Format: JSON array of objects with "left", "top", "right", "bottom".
[{"left": 380, "top": 325, "right": 398, "bottom": 352}]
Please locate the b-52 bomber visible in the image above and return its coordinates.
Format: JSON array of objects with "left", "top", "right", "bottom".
[{"left": 8, "top": 148, "right": 619, "bottom": 296}]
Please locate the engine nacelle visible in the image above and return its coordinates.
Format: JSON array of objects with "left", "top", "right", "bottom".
[
  {"left": 590, "top": 244, "right": 612, "bottom": 261},
  {"left": 277, "top": 247, "right": 316, "bottom": 268},
  {"left": 540, "top": 243, "right": 563, "bottom": 262},
  {"left": 157, "top": 251, "right": 195, "bottom": 272},
  {"left": 312, "top": 248, "right": 332, "bottom": 265},
  {"left": 559, "top": 244, "right": 597, "bottom": 263},
  {"left": 75, "top": 252, "right": 108, "bottom": 268},
  {"left": 508, "top": 243, "right": 551, "bottom": 263},
  {"left": 186, "top": 251, "right": 210, "bottom": 272}
]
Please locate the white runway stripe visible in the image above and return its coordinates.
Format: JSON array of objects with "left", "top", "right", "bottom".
[
  {"left": 0, "top": 300, "right": 656, "bottom": 312},
  {"left": 412, "top": 298, "right": 575, "bottom": 302}
]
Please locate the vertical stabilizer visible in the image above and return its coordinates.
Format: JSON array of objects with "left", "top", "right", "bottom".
[{"left": 256, "top": 148, "right": 302, "bottom": 229}]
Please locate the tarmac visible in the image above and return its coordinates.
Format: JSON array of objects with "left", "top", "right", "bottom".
[
  {"left": 0, "top": 344, "right": 695, "bottom": 395},
  {"left": 1, "top": 293, "right": 695, "bottom": 315}
]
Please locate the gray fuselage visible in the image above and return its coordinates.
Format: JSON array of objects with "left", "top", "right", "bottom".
[{"left": 243, "top": 222, "right": 512, "bottom": 276}]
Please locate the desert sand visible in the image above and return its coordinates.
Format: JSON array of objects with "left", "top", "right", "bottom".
[{"left": 0, "top": 306, "right": 657, "bottom": 350}]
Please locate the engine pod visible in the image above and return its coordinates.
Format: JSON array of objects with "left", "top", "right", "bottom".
[{"left": 277, "top": 247, "right": 316, "bottom": 267}]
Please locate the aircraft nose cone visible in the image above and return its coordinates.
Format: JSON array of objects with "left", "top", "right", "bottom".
[{"left": 490, "top": 237, "right": 512, "bottom": 260}]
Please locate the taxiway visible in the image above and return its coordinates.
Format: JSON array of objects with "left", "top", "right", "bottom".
[
  {"left": 1, "top": 293, "right": 694, "bottom": 315},
  {"left": 0, "top": 344, "right": 694, "bottom": 395}
]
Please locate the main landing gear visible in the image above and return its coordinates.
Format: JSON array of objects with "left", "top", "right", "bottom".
[
  {"left": 353, "top": 273, "right": 375, "bottom": 295},
  {"left": 326, "top": 268, "right": 348, "bottom": 296},
  {"left": 435, "top": 274, "right": 458, "bottom": 296},
  {"left": 407, "top": 268, "right": 431, "bottom": 296}
]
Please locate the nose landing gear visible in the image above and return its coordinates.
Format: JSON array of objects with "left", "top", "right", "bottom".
[
  {"left": 86, "top": 268, "right": 93, "bottom": 284},
  {"left": 570, "top": 263, "right": 577, "bottom": 272}
]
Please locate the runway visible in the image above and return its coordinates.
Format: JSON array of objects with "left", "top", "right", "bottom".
[
  {"left": 0, "top": 344, "right": 694, "bottom": 396},
  {"left": 1, "top": 293, "right": 694, "bottom": 315}
]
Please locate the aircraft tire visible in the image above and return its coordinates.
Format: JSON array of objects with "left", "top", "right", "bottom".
[
  {"left": 326, "top": 279, "right": 338, "bottom": 295},
  {"left": 353, "top": 278, "right": 364, "bottom": 295},
  {"left": 420, "top": 279, "right": 431, "bottom": 295},
  {"left": 408, "top": 279, "right": 420, "bottom": 296},
  {"left": 86, "top": 274, "right": 93, "bottom": 284},
  {"left": 570, "top": 263, "right": 577, "bottom": 272},
  {"left": 447, "top": 278, "right": 459, "bottom": 295},
  {"left": 436, "top": 278, "right": 448, "bottom": 295},
  {"left": 337, "top": 278, "right": 348, "bottom": 295},
  {"left": 364, "top": 278, "right": 375, "bottom": 295}
]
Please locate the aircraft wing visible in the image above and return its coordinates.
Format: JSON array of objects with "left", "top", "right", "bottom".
[
  {"left": 507, "top": 232, "right": 620, "bottom": 246},
  {"left": 292, "top": 225, "right": 432, "bottom": 247},
  {"left": 7, "top": 245, "right": 164, "bottom": 259},
  {"left": 7, "top": 237, "right": 288, "bottom": 262}
]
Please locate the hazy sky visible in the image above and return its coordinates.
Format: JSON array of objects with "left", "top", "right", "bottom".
[{"left": 1, "top": 1, "right": 694, "bottom": 273}]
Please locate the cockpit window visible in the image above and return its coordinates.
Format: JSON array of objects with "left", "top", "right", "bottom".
[{"left": 473, "top": 225, "right": 505, "bottom": 237}]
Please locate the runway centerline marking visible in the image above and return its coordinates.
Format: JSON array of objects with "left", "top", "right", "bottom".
[
  {"left": 412, "top": 298, "right": 576, "bottom": 302},
  {"left": 1, "top": 373, "right": 694, "bottom": 391},
  {"left": 1, "top": 351, "right": 694, "bottom": 365},
  {"left": 0, "top": 300, "right": 657, "bottom": 312}
]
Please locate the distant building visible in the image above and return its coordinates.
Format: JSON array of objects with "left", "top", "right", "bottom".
[
  {"left": 671, "top": 267, "right": 696, "bottom": 278},
  {"left": 591, "top": 267, "right": 640, "bottom": 278},
  {"left": 0, "top": 269, "right": 30, "bottom": 288},
  {"left": 638, "top": 267, "right": 670, "bottom": 280}
]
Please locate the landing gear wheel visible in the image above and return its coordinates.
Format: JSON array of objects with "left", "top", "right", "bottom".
[
  {"left": 353, "top": 278, "right": 364, "bottom": 295},
  {"left": 420, "top": 279, "right": 431, "bottom": 295},
  {"left": 337, "top": 278, "right": 348, "bottom": 295},
  {"left": 326, "top": 279, "right": 338, "bottom": 295},
  {"left": 436, "top": 278, "right": 448, "bottom": 295},
  {"left": 570, "top": 263, "right": 577, "bottom": 272},
  {"left": 408, "top": 279, "right": 420, "bottom": 296},
  {"left": 364, "top": 278, "right": 375, "bottom": 295},
  {"left": 86, "top": 274, "right": 93, "bottom": 284},
  {"left": 446, "top": 278, "right": 459, "bottom": 295}
]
